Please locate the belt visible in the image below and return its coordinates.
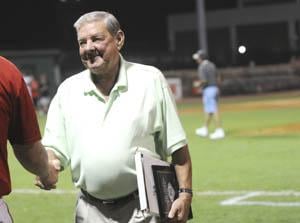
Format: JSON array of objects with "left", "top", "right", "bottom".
[{"left": 81, "top": 189, "right": 138, "bottom": 205}]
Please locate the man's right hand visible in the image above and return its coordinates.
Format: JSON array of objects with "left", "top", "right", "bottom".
[{"left": 35, "top": 151, "right": 61, "bottom": 190}]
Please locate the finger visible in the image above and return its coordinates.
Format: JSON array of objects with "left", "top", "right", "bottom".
[
  {"left": 35, "top": 180, "right": 56, "bottom": 190},
  {"left": 168, "top": 206, "right": 177, "bottom": 219},
  {"left": 177, "top": 212, "right": 184, "bottom": 221},
  {"left": 44, "top": 184, "right": 56, "bottom": 190},
  {"left": 51, "top": 159, "right": 61, "bottom": 171},
  {"left": 35, "top": 181, "right": 45, "bottom": 189},
  {"left": 35, "top": 183, "right": 55, "bottom": 190}
]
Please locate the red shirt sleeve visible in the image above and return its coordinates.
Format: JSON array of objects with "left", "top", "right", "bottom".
[
  {"left": 9, "top": 80, "right": 42, "bottom": 144},
  {"left": 0, "top": 56, "right": 41, "bottom": 196},
  {"left": 4, "top": 59, "right": 42, "bottom": 144}
]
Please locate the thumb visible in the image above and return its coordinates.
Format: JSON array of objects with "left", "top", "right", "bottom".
[
  {"left": 168, "top": 206, "right": 176, "bottom": 219},
  {"left": 50, "top": 159, "right": 61, "bottom": 171}
]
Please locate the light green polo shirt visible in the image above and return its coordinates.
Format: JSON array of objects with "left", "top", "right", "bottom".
[{"left": 42, "top": 56, "right": 187, "bottom": 199}]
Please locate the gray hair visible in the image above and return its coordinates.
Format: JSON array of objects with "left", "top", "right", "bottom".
[{"left": 73, "top": 11, "right": 121, "bottom": 36}]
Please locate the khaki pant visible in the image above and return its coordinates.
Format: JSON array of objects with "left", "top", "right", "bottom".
[
  {"left": 0, "top": 199, "right": 13, "bottom": 223},
  {"left": 75, "top": 191, "right": 160, "bottom": 223}
]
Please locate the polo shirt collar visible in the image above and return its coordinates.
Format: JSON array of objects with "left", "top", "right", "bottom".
[{"left": 111, "top": 54, "right": 128, "bottom": 93}]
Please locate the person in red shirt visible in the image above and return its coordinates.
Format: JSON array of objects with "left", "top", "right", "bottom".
[{"left": 0, "top": 56, "right": 59, "bottom": 222}]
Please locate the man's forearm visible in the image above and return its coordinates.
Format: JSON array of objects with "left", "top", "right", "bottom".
[
  {"left": 172, "top": 145, "right": 192, "bottom": 190},
  {"left": 13, "top": 141, "right": 49, "bottom": 178},
  {"left": 168, "top": 145, "right": 193, "bottom": 221}
]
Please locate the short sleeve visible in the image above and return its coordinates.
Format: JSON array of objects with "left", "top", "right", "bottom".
[
  {"left": 42, "top": 92, "right": 70, "bottom": 169},
  {"left": 154, "top": 72, "right": 187, "bottom": 160},
  {"left": 8, "top": 69, "right": 41, "bottom": 144}
]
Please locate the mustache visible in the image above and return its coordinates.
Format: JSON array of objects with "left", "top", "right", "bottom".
[{"left": 81, "top": 50, "right": 103, "bottom": 61}]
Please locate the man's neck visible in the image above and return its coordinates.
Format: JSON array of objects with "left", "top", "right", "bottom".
[
  {"left": 91, "top": 71, "right": 119, "bottom": 96},
  {"left": 91, "top": 57, "right": 121, "bottom": 96}
]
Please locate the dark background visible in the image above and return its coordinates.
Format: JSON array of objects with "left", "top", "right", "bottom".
[
  {"left": 3, "top": 0, "right": 293, "bottom": 67},
  {"left": 0, "top": 0, "right": 234, "bottom": 52},
  {"left": 0, "top": 0, "right": 194, "bottom": 51}
]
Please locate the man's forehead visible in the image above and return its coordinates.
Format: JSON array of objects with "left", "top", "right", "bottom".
[
  {"left": 77, "top": 21, "right": 110, "bottom": 37},
  {"left": 77, "top": 21, "right": 107, "bottom": 32}
]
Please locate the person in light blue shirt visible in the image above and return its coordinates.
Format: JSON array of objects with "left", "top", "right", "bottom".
[{"left": 37, "top": 11, "right": 192, "bottom": 223}]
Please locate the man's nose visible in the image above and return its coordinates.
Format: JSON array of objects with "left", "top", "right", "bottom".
[{"left": 85, "top": 40, "right": 95, "bottom": 50}]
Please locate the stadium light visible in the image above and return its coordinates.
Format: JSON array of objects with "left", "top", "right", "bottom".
[{"left": 238, "top": 45, "right": 246, "bottom": 54}]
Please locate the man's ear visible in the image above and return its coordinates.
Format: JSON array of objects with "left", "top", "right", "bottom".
[{"left": 115, "top": 30, "right": 125, "bottom": 50}]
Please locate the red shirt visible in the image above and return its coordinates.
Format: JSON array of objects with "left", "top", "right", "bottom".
[{"left": 0, "top": 56, "right": 41, "bottom": 197}]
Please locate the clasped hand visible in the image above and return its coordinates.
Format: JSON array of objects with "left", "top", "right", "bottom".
[{"left": 35, "top": 159, "right": 60, "bottom": 190}]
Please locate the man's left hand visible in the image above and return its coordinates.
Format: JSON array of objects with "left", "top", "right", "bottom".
[{"left": 168, "top": 193, "right": 192, "bottom": 223}]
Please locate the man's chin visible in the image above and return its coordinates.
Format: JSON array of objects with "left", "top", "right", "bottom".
[
  {"left": 83, "top": 61, "right": 102, "bottom": 71},
  {"left": 88, "top": 65, "right": 104, "bottom": 75}
]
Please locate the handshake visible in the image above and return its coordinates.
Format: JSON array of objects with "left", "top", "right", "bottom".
[{"left": 35, "top": 150, "right": 61, "bottom": 190}]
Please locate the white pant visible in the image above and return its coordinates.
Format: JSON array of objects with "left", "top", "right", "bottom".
[
  {"left": 0, "top": 199, "right": 13, "bottom": 223},
  {"left": 75, "top": 191, "right": 159, "bottom": 223}
]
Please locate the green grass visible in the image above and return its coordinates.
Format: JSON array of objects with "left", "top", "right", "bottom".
[
  {"left": 7, "top": 193, "right": 76, "bottom": 223},
  {"left": 5, "top": 91, "right": 300, "bottom": 222}
]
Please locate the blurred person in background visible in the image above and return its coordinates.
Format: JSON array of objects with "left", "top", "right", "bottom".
[
  {"left": 37, "top": 11, "right": 193, "bottom": 223},
  {"left": 193, "top": 50, "right": 225, "bottom": 140},
  {"left": 22, "top": 72, "right": 33, "bottom": 97},
  {"left": 0, "top": 56, "right": 59, "bottom": 223},
  {"left": 30, "top": 75, "right": 40, "bottom": 107},
  {"left": 22, "top": 72, "right": 40, "bottom": 107},
  {"left": 38, "top": 73, "right": 51, "bottom": 115}
]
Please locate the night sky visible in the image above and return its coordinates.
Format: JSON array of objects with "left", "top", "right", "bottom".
[{"left": 0, "top": 0, "right": 198, "bottom": 51}]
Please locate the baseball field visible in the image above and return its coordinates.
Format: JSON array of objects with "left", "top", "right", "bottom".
[{"left": 5, "top": 90, "right": 300, "bottom": 223}]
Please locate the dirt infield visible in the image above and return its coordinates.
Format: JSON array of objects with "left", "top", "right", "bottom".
[
  {"left": 221, "top": 98, "right": 300, "bottom": 112},
  {"left": 178, "top": 90, "right": 300, "bottom": 135},
  {"left": 179, "top": 90, "right": 300, "bottom": 113},
  {"left": 237, "top": 123, "right": 300, "bottom": 136}
]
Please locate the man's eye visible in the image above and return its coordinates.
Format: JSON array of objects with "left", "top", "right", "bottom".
[
  {"left": 79, "top": 41, "right": 86, "bottom": 46},
  {"left": 93, "top": 37, "right": 104, "bottom": 42}
]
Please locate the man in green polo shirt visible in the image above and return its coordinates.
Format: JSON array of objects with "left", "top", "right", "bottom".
[{"left": 37, "top": 11, "right": 192, "bottom": 222}]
